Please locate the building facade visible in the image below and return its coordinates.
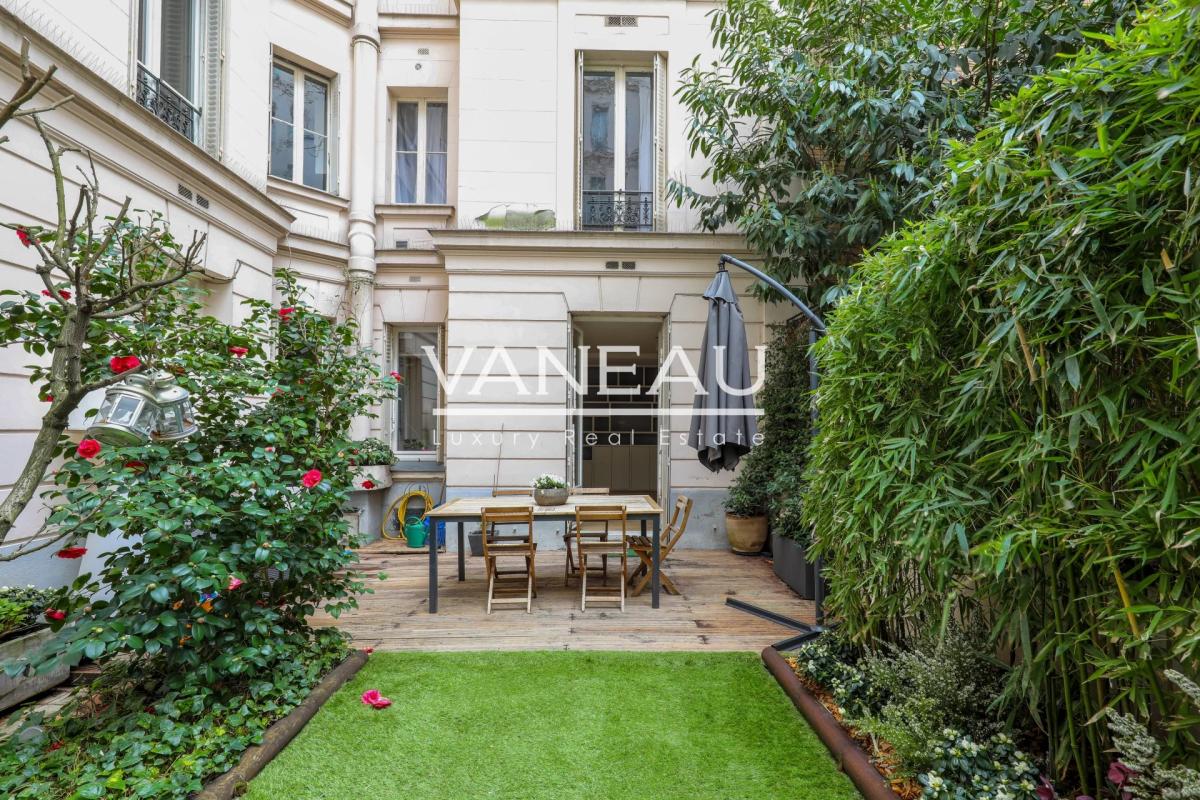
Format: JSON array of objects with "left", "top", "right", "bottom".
[{"left": 0, "top": 0, "right": 785, "bottom": 583}]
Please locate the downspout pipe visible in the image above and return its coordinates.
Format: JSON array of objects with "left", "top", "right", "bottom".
[{"left": 718, "top": 254, "right": 827, "bottom": 630}]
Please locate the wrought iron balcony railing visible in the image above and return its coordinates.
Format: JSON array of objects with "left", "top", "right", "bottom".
[
  {"left": 135, "top": 63, "right": 201, "bottom": 142},
  {"left": 581, "top": 190, "right": 654, "bottom": 231}
]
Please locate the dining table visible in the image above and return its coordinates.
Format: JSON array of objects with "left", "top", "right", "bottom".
[{"left": 422, "top": 494, "right": 665, "bottom": 612}]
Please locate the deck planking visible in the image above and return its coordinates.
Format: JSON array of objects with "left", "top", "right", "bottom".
[{"left": 314, "top": 543, "right": 815, "bottom": 652}]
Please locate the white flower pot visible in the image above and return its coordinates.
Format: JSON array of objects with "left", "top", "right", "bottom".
[{"left": 354, "top": 465, "right": 392, "bottom": 491}]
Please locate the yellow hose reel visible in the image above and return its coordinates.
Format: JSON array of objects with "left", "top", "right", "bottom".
[{"left": 381, "top": 489, "right": 435, "bottom": 540}]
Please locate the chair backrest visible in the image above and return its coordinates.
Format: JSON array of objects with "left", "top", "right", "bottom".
[
  {"left": 574, "top": 504, "right": 627, "bottom": 541},
  {"left": 492, "top": 488, "right": 532, "bottom": 496},
  {"left": 663, "top": 495, "right": 693, "bottom": 550},
  {"left": 570, "top": 487, "right": 610, "bottom": 495},
  {"left": 480, "top": 506, "right": 534, "bottom": 555}
]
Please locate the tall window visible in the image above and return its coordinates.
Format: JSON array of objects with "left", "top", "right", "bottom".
[
  {"left": 395, "top": 329, "right": 439, "bottom": 455},
  {"left": 270, "top": 61, "right": 331, "bottom": 191},
  {"left": 580, "top": 66, "right": 654, "bottom": 230},
  {"left": 395, "top": 100, "right": 447, "bottom": 204},
  {"left": 136, "top": 0, "right": 204, "bottom": 140}
]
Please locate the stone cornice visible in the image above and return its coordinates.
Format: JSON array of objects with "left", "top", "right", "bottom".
[{"left": 429, "top": 229, "right": 753, "bottom": 258}]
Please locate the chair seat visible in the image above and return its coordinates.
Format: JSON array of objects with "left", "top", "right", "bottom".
[{"left": 488, "top": 542, "right": 538, "bottom": 554}]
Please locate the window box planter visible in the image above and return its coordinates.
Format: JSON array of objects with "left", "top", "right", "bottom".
[
  {"left": 354, "top": 465, "right": 392, "bottom": 491},
  {"left": 0, "top": 625, "right": 70, "bottom": 714},
  {"left": 771, "top": 532, "right": 822, "bottom": 600},
  {"left": 725, "top": 513, "right": 768, "bottom": 554}
]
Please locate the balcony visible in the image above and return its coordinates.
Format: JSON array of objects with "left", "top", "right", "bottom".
[
  {"left": 581, "top": 190, "right": 654, "bottom": 231},
  {"left": 135, "top": 63, "right": 200, "bottom": 143}
]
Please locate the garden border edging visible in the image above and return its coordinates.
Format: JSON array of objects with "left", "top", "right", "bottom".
[
  {"left": 193, "top": 649, "right": 369, "bottom": 800},
  {"left": 761, "top": 646, "right": 901, "bottom": 800}
]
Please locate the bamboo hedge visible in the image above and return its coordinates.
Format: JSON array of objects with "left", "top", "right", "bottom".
[{"left": 803, "top": 0, "right": 1200, "bottom": 793}]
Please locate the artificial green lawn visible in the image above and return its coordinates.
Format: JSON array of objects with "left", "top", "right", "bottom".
[{"left": 245, "top": 651, "right": 858, "bottom": 800}]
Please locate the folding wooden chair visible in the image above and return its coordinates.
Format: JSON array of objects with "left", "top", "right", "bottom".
[
  {"left": 574, "top": 505, "right": 627, "bottom": 611},
  {"left": 480, "top": 506, "right": 537, "bottom": 613},
  {"left": 628, "top": 495, "right": 692, "bottom": 597},
  {"left": 564, "top": 488, "right": 611, "bottom": 586}
]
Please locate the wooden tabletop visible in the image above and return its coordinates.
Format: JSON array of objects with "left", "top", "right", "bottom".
[{"left": 425, "top": 494, "right": 663, "bottom": 520}]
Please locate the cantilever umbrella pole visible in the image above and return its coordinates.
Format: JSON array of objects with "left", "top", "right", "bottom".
[{"left": 718, "top": 254, "right": 827, "bottom": 629}]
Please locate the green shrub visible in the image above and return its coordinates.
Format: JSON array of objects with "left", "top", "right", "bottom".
[
  {"left": 0, "top": 586, "right": 53, "bottom": 637},
  {"left": 803, "top": 0, "right": 1200, "bottom": 791},
  {"left": 918, "top": 731, "right": 1043, "bottom": 800},
  {"left": 351, "top": 437, "right": 395, "bottom": 466}
]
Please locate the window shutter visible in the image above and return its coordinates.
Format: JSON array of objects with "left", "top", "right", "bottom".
[
  {"left": 202, "top": 0, "right": 224, "bottom": 156},
  {"left": 329, "top": 79, "right": 340, "bottom": 195},
  {"left": 653, "top": 52, "right": 667, "bottom": 232},
  {"left": 575, "top": 51, "right": 584, "bottom": 230}
]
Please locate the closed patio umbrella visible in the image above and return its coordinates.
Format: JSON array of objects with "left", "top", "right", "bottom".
[{"left": 688, "top": 266, "right": 758, "bottom": 472}]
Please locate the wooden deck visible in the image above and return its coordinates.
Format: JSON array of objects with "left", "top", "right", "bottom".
[{"left": 314, "top": 542, "right": 814, "bottom": 651}]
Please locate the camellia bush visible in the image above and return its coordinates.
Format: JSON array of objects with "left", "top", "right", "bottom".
[
  {"left": 803, "top": 0, "right": 1200, "bottom": 794},
  {"left": 0, "top": 270, "right": 389, "bottom": 797}
]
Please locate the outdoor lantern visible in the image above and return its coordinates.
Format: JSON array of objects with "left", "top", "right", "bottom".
[{"left": 86, "top": 369, "right": 197, "bottom": 446}]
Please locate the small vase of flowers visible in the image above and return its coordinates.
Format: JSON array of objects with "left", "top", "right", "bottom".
[{"left": 531, "top": 474, "right": 569, "bottom": 506}]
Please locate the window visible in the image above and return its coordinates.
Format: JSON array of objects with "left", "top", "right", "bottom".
[
  {"left": 576, "top": 55, "right": 665, "bottom": 231},
  {"left": 394, "top": 329, "right": 440, "bottom": 455},
  {"left": 395, "top": 100, "right": 448, "bottom": 204},
  {"left": 270, "top": 61, "right": 331, "bottom": 191},
  {"left": 135, "top": 0, "right": 204, "bottom": 140}
]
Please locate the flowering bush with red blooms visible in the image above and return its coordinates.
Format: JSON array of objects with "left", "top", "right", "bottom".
[
  {"left": 108, "top": 354, "right": 141, "bottom": 374},
  {"left": 75, "top": 439, "right": 101, "bottom": 459},
  {"left": 7, "top": 269, "right": 383, "bottom": 679}
]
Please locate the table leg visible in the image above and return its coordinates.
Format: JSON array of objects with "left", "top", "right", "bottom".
[
  {"left": 429, "top": 523, "right": 439, "bottom": 613},
  {"left": 652, "top": 515, "right": 661, "bottom": 609},
  {"left": 457, "top": 521, "right": 465, "bottom": 581}
]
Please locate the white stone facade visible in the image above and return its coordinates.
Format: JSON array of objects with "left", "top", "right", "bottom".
[{"left": 0, "top": 0, "right": 785, "bottom": 582}]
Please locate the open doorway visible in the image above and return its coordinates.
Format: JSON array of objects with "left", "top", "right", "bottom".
[{"left": 569, "top": 316, "right": 665, "bottom": 499}]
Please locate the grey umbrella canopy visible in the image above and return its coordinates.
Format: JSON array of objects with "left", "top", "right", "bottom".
[{"left": 688, "top": 268, "right": 758, "bottom": 472}]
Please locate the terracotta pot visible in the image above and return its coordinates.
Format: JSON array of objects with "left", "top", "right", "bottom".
[{"left": 725, "top": 514, "right": 768, "bottom": 554}]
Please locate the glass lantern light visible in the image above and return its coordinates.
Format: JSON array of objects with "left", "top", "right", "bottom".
[{"left": 86, "top": 369, "right": 197, "bottom": 446}]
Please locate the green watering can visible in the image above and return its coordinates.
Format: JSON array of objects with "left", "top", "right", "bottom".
[{"left": 403, "top": 516, "right": 428, "bottom": 548}]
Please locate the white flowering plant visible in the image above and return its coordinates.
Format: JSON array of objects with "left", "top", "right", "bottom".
[
  {"left": 919, "top": 730, "right": 1044, "bottom": 800},
  {"left": 531, "top": 474, "right": 568, "bottom": 490}
]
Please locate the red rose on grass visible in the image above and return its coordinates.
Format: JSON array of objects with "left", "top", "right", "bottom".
[
  {"left": 16, "top": 228, "right": 31, "bottom": 247},
  {"left": 361, "top": 479, "right": 376, "bottom": 490},
  {"left": 301, "top": 468, "right": 322, "bottom": 488},
  {"left": 55, "top": 546, "right": 87, "bottom": 559},
  {"left": 361, "top": 689, "right": 392, "bottom": 709},
  {"left": 228, "top": 345, "right": 248, "bottom": 357},
  {"left": 363, "top": 647, "right": 374, "bottom": 655},
  {"left": 44, "top": 609, "right": 66, "bottom": 622},
  {"left": 278, "top": 306, "right": 295, "bottom": 320},
  {"left": 109, "top": 355, "right": 142, "bottom": 374},
  {"left": 76, "top": 438, "right": 101, "bottom": 459}
]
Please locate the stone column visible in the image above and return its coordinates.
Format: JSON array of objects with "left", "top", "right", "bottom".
[{"left": 348, "top": 0, "right": 380, "bottom": 440}]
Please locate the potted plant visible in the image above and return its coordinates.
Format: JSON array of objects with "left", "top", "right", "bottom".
[
  {"left": 531, "top": 474, "right": 569, "bottom": 506},
  {"left": 769, "top": 497, "right": 821, "bottom": 599},
  {"left": 724, "top": 483, "right": 769, "bottom": 554},
  {"left": 350, "top": 437, "right": 393, "bottom": 491},
  {"left": 0, "top": 586, "right": 69, "bottom": 713}
]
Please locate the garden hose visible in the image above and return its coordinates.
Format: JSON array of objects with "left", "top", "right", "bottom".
[{"left": 381, "top": 488, "right": 435, "bottom": 540}]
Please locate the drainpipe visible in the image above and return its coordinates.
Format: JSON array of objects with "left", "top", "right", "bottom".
[{"left": 348, "top": 0, "right": 380, "bottom": 440}]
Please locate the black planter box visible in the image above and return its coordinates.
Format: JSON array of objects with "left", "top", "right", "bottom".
[{"left": 771, "top": 533, "right": 822, "bottom": 600}]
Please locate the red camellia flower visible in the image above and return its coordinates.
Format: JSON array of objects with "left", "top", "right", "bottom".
[
  {"left": 109, "top": 355, "right": 142, "bottom": 374},
  {"left": 301, "top": 468, "right": 322, "bottom": 488},
  {"left": 278, "top": 306, "right": 295, "bottom": 320},
  {"left": 44, "top": 609, "right": 66, "bottom": 622},
  {"left": 360, "top": 689, "right": 392, "bottom": 710},
  {"left": 361, "top": 479, "right": 376, "bottom": 490},
  {"left": 39, "top": 288, "right": 69, "bottom": 299},
  {"left": 55, "top": 546, "right": 87, "bottom": 559},
  {"left": 76, "top": 438, "right": 101, "bottom": 459},
  {"left": 389, "top": 371, "right": 404, "bottom": 382},
  {"left": 363, "top": 647, "right": 374, "bottom": 655},
  {"left": 47, "top": 741, "right": 63, "bottom": 752},
  {"left": 16, "top": 228, "right": 31, "bottom": 248},
  {"left": 227, "top": 576, "right": 244, "bottom": 591},
  {"left": 228, "top": 345, "right": 249, "bottom": 357}
]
